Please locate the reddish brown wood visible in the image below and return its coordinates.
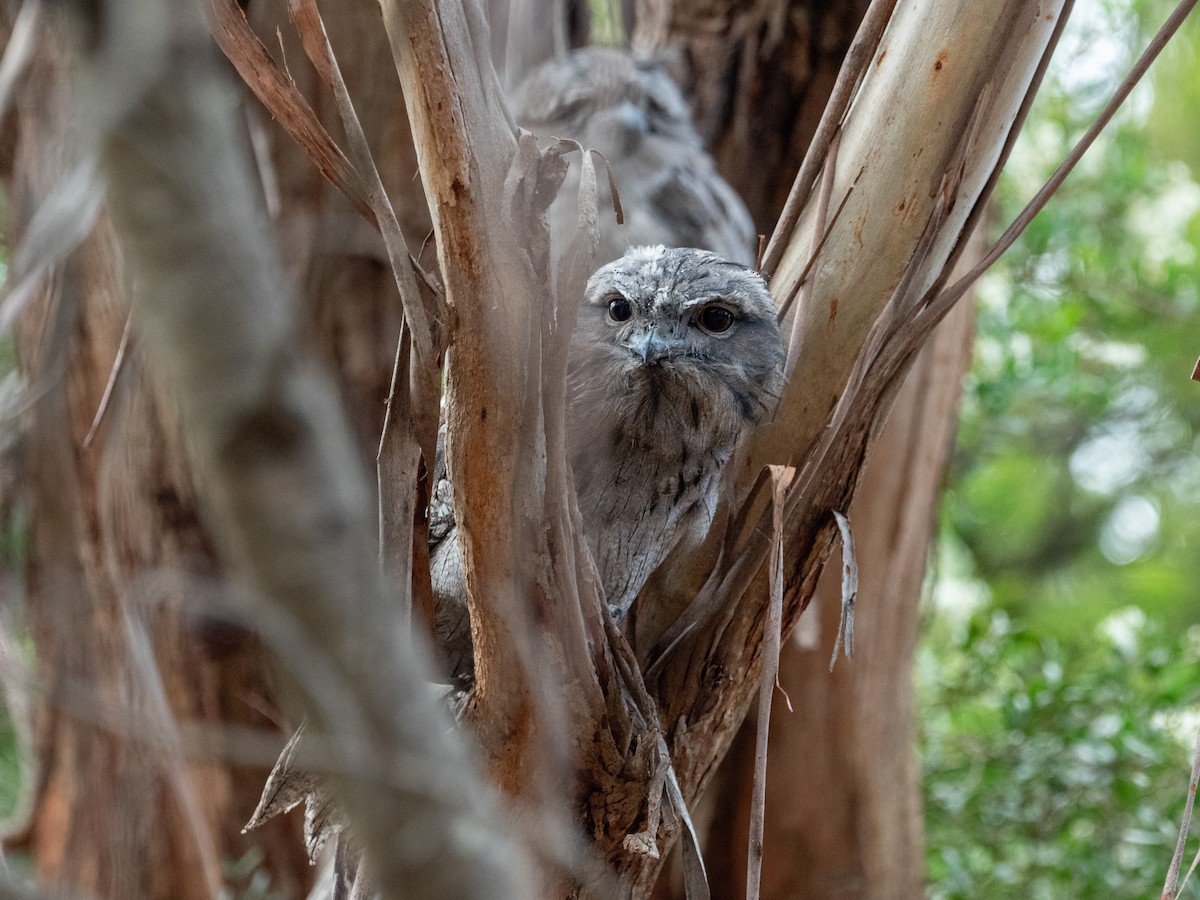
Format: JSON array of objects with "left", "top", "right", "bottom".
[{"left": 2, "top": 5, "right": 437, "bottom": 893}]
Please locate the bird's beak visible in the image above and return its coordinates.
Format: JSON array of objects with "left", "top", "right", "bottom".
[
  {"left": 628, "top": 330, "right": 671, "bottom": 366},
  {"left": 614, "top": 100, "right": 649, "bottom": 137}
]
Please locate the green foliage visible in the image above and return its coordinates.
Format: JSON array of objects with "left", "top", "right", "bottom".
[
  {"left": 946, "top": 0, "right": 1200, "bottom": 639},
  {"left": 926, "top": 0, "right": 1200, "bottom": 893},
  {"left": 1146, "top": 0, "right": 1200, "bottom": 174},
  {"left": 221, "top": 847, "right": 286, "bottom": 900},
  {"left": 921, "top": 607, "right": 1199, "bottom": 898},
  {"left": 0, "top": 702, "right": 20, "bottom": 821},
  {"left": 587, "top": 0, "right": 624, "bottom": 46}
]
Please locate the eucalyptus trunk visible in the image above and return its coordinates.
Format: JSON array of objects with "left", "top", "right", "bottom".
[{"left": 379, "top": 0, "right": 1065, "bottom": 894}]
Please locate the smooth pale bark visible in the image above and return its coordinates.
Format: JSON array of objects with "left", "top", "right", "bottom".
[
  {"left": 749, "top": 0, "right": 1064, "bottom": 475},
  {"left": 370, "top": 0, "right": 1066, "bottom": 894},
  {"left": 703, "top": 293, "right": 975, "bottom": 900},
  {"left": 631, "top": 1, "right": 1066, "bottom": 891},
  {"left": 635, "top": 3, "right": 972, "bottom": 896}
]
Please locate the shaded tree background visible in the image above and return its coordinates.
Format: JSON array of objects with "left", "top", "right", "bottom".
[{"left": 4, "top": 30, "right": 310, "bottom": 899}]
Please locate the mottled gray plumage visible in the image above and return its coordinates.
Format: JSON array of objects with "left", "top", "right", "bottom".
[
  {"left": 429, "top": 247, "right": 782, "bottom": 683},
  {"left": 567, "top": 245, "right": 783, "bottom": 618},
  {"left": 428, "top": 450, "right": 472, "bottom": 684},
  {"left": 511, "top": 48, "right": 757, "bottom": 266}
]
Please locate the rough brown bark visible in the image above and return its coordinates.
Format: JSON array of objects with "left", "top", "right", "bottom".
[
  {"left": 83, "top": 0, "right": 531, "bottom": 894},
  {"left": 350, "top": 1, "right": 1058, "bottom": 895},
  {"left": 6, "top": 25, "right": 309, "bottom": 898},
  {"left": 244, "top": 1, "right": 431, "bottom": 461},
  {"left": 5, "top": 1, "right": 445, "bottom": 890}
]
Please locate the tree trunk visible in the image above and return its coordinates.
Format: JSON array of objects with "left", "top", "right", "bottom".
[
  {"left": 244, "top": 0, "right": 432, "bottom": 454},
  {"left": 5, "top": 0, "right": 1073, "bottom": 895},
  {"left": 3, "top": 2, "right": 550, "bottom": 894},
  {"left": 701, "top": 298, "right": 974, "bottom": 900}
]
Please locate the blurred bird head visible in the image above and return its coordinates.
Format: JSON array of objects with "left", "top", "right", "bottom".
[{"left": 512, "top": 48, "right": 699, "bottom": 158}]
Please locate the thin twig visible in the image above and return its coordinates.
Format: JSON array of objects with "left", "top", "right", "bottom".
[
  {"left": 82, "top": 312, "right": 131, "bottom": 449},
  {"left": 1179, "top": 847, "right": 1200, "bottom": 900},
  {"left": 287, "top": 0, "right": 436, "bottom": 363},
  {"left": 746, "top": 465, "right": 794, "bottom": 900},
  {"left": 912, "top": 0, "right": 1077, "bottom": 315},
  {"left": 0, "top": 0, "right": 41, "bottom": 118},
  {"left": 121, "top": 609, "right": 224, "bottom": 897},
  {"left": 376, "top": 323, "right": 407, "bottom": 562},
  {"left": 208, "top": 0, "right": 377, "bottom": 227},
  {"left": 1163, "top": 721, "right": 1200, "bottom": 899},
  {"left": 774, "top": 172, "right": 858, "bottom": 327},
  {"left": 783, "top": 129, "right": 840, "bottom": 379}
]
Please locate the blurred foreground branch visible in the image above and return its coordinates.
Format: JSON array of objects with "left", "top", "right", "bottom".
[{"left": 64, "top": 0, "right": 532, "bottom": 896}]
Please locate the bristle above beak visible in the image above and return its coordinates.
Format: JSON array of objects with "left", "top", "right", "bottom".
[{"left": 627, "top": 331, "right": 671, "bottom": 365}]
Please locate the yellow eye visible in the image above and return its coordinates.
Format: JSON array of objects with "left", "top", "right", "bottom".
[
  {"left": 698, "top": 304, "right": 734, "bottom": 333},
  {"left": 608, "top": 297, "right": 634, "bottom": 322}
]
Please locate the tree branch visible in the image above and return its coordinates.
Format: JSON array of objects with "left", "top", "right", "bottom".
[
  {"left": 70, "top": 0, "right": 532, "bottom": 895},
  {"left": 377, "top": 0, "right": 622, "bottom": 810}
]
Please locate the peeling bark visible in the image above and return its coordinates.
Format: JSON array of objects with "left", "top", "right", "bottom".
[{"left": 634, "top": 4, "right": 975, "bottom": 895}]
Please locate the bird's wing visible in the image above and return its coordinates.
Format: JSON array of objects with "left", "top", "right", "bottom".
[
  {"left": 425, "top": 414, "right": 474, "bottom": 687},
  {"left": 427, "top": 417, "right": 455, "bottom": 548}
]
